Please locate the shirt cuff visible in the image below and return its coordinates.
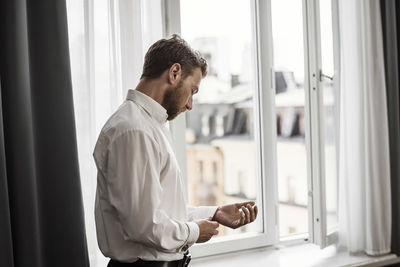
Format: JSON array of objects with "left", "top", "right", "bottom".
[{"left": 186, "top": 221, "right": 199, "bottom": 246}]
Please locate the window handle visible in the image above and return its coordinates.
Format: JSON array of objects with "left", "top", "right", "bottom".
[{"left": 319, "top": 70, "right": 334, "bottom": 81}]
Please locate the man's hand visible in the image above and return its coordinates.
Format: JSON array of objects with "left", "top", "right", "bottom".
[
  {"left": 195, "top": 218, "right": 219, "bottom": 243},
  {"left": 212, "top": 201, "right": 258, "bottom": 229}
]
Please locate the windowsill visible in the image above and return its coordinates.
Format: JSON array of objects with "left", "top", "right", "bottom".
[{"left": 190, "top": 242, "right": 400, "bottom": 267}]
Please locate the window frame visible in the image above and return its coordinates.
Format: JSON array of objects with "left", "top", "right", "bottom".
[
  {"left": 162, "top": 0, "right": 279, "bottom": 258},
  {"left": 303, "top": 0, "right": 340, "bottom": 248},
  {"left": 162, "top": 0, "right": 340, "bottom": 258}
]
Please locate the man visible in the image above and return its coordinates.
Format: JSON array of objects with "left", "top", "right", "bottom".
[{"left": 93, "top": 35, "right": 258, "bottom": 267}]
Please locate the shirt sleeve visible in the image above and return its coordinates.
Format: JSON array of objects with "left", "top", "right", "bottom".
[
  {"left": 187, "top": 205, "right": 219, "bottom": 221},
  {"left": 105, "top": 130, "right": 198, "bottom": 252}
]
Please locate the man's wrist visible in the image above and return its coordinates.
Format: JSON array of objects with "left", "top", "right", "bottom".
[{"left": 212, "top": 206, "right": 221, "bottom": 221}]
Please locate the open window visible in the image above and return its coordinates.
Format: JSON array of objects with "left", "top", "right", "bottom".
[
  {"left": 164, "top": 0, "right": 279, "bottom": 257},
  {"left": 164, "top": 0, "right": 340, "bottom": 257}
]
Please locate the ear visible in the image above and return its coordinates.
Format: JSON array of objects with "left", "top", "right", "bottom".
[{"left": 168, "top": 63, "right": 182, "bottom": 85}]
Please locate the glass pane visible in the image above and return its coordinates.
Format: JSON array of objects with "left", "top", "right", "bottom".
[
  {"left": 319, "top": 0, "right": 338, "bottom": 232},
  {"left": 180, "top": 0, "right": 260, "bottom": 238},
  {"left": 271, "top": 0, "right": 309, "bottom": 237}
]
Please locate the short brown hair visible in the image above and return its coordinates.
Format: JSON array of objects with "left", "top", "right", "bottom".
[{"left": 141, "top": 34, "right": 207, "bottom": 80}]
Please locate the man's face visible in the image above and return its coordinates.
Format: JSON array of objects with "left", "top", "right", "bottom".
[{"left": 162, "top": 67, "right": 202, "bottom": 121}]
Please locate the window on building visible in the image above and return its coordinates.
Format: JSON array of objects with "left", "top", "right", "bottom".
[
  {"left": 198, "top": 160, "right": 204, "bottom": 183},
  {"left": 212, "top": 161, "right": 218, "bottom": 186}
]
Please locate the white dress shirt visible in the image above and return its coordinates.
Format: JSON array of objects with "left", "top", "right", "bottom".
[{"left": 93, "top": 89, "right": 217, "bottom": 263}]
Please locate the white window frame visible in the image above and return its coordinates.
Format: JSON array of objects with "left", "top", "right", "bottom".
[
  {"left": 162, "top": 0, "right": 340, "bottom": 258},
  {"left": 162, "top": 0, "right": 279, "bottom": 258},
  {"left": 303, "top": 0, "right": 340, "bottom": 248}
]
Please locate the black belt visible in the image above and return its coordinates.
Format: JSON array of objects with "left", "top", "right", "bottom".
[{"left": 108, "top": 252, "right": 192, "bottom": 267}]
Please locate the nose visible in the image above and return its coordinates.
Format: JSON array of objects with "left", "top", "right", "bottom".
[{"left": 185, "top": 96, "right": 193, "bottom": 111}]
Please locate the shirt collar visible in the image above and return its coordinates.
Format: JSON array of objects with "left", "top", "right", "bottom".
[{"left": 126, "top": 89, "right": 168, "bottom": 124}]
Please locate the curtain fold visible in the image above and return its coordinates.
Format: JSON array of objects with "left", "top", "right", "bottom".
[
  {"left": 337, "top": 0, "right": 392, "bottom": 255},
  {"left": 0, "top": 82, "right": 14, "bottom": 267},
  {"left": 381, "top": 0, "right": 400, "bottom": 256},
  {"left": 0, "top": 0, "right": 89, "bottom": 266}
]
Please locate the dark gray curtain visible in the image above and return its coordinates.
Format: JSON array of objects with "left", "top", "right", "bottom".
[
  {"left": 381, "top": 0, "right": 400, "bottom": 256},
  {"left": 0, "top": 0, "right": 90, "bottom": 267}
]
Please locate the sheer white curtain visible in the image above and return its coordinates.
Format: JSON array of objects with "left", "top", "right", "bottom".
[
  {"left": 66, "top": 1, "right": 163, "bottom": 266},
  {"left": 337, "top": 0, "right": 392, "bottom": 255}
]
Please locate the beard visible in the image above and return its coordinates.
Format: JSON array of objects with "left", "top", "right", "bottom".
[{"left": 162, "top": 80, "right": 187, "bottom": 121}]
